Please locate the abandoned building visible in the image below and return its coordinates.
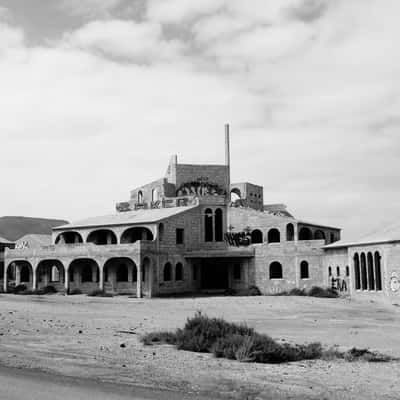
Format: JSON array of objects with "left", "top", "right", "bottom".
[{"left": 3, "top": 126, "right": 399, "bottom": 302}]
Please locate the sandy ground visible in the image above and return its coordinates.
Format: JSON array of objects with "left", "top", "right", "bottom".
[{"left": 0, "top": 294, "right": 399, "bottom": 400}]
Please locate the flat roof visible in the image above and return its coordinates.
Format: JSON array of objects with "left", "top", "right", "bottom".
[
  {"left": 54, "top": 205, "right": 198, "bottom": 230},
  {"left": 324, "top": 224, "right": 400, "bottom": 249}
]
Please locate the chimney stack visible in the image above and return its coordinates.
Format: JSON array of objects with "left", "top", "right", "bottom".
[{"left": 225, "top": 123, "right": 230, "bottom": 167}]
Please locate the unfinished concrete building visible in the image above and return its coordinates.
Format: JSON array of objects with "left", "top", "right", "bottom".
[{"left": 4, "top": 126, "right": 344, "bottom": 297}]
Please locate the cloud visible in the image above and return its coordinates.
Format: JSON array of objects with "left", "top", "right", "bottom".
[
  {"left": 60, "top": 0, "right": 125, "bottom": 17},
  {"left": 63, "top": 19, "right": 184, "bottom": 62},
  {"left": 1, "top": 0, "right": 400, "bottom": 240}
]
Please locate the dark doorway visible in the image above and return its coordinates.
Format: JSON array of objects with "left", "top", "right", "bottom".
[{"left": 201, "top": 260, "right": 229, "bottom": 290}]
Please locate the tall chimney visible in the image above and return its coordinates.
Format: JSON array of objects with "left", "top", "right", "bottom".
[{"left": 225, "top": 123, "right": 230, "bottom": 167}]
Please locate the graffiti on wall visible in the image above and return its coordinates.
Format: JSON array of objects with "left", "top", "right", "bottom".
[
  {"left": 331, "top": 277, "right": 348, "bottom": 292},
  {"left": 224, "top": 232, "right": 251, "bottom": 247},
  {"left": 390, "top": 272, "right": 400, "bottom": 292},
  {"left": 176, "top": 177, "right": 226, "bottom": 197}
]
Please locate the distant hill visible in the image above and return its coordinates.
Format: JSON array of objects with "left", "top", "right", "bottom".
[{"left": 0, "top": 216, "right": 69, "bottom": 242}]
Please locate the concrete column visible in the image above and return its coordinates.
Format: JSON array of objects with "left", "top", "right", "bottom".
[
  {"left": 15, "top": 265, "right": 21, "bottom": 286},
  {"left": 32, "top": 266, "right": 37, "bottom": 290},
  {"left": 137, "top": 264, "right": 142, "bottom": 298},
  {"left": 99, "top": 265, "right": 104, "bottom": 291},
  {"left": 64, "top": 268, "right": 70, "bottom": 293},
  {"left": 3, "top": 263, "right": 8, "bottom": 292},
  {"left": 294, "top": 224, "right": 299, "bottom": 244}
]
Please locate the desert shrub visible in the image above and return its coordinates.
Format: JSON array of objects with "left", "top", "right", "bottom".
[
  {"left": 175, "top": 313, "right": 254, "bottom": 352},
  {"left": 87, "top": 289, "right": 113, "bottom": 297},
  {"left": 141, "top": 331, "right": 177, "bottom": 346},
  {"left": 247, "top": 285, "right": 261, "bottom": 296},
  {"left": 343, "top": 348, "right": 393, "bottom": 362},
  {"left": 42, "top": 285, "right": 57, "bottom": 294},
  {"left": 142, "top": 313, "right": 392, "bottom": 364},
  {"left": 13, "top": 284, "right": 27, "bottom": 294},
  {"left": 288, "top": 288, "right": 307, "bottom": 296},
  {"left": 308, "top": 286, "right": 338, "bottom": 298},
  {"left": 69, "top": 288, "right": 82, "bottom": 295}
]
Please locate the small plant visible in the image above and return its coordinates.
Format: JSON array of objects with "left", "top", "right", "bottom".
[
  {"left": 42, "top": 285, "right": 57, "bottom": 294},
  {"left": 69, "top": 288, "right": 82, "bottom": 295},
  {"left": 308, "top": 286, "right": 338, "bottom": 298},
  {"left": 87, "top": 289, "right": 113, "bottom": 297},
  {"left": 13, "top": 284, "right": 27, "bottom": 294},
  {"left": 141, "top": 331, "right": 177, "bottom": 346},
  {"left": 288, "top": 288, "right": 307, "bottom": 296}
]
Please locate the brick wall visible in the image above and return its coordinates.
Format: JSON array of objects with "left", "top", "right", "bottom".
[{"left": 253, "top": 241, "right": 325, "bottom": 294}]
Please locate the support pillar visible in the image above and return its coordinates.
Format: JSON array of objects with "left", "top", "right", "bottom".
[
  {"left": 99, "top": 266, "right": 104, "bottom": 291},
  {"left": 32, "top": 268, "right": 37, "bottom": 290},
  {"left": 65, "top": 268, "right": 70, "bottom": 293},
  {"left": 137, "top": 265, "right": 142, "bottom": 298},
  {"left": 15, "top": 265, "right": 21, "bottom": 286}
]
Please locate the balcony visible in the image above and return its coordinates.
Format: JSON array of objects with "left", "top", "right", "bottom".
[{"left": 5, "top": 241, "right": 157, "bottom": 261}]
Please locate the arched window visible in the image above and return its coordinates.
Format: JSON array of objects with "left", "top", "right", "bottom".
[
  {"left": 299, "top": 227, "right": 312, "bottom": 240},
  {"left": 163, "top": 262, "right": 172, "bottom": 281},
  {"left": 81, "top": 264, "right": 93, "bottom": 283},
  {"left": 87, "top": 229, "right": 117, "bottom": 245},
  {"left": 251, "top": 229, "right": 263, "bottom": 244},
  {"left": 175, "top": 263, "right": 183, "bottom": 281},
  {"left": 51, "top": 266, "right": 60, "bottom": 282},
  {"left": 138, "top": 191, "right": 143, "bottom": 204},
  {"left": 336, "top": 266, "right": 340, "bottom": 276},
  {"left": 116, "top": 264, "right": 129, "bottom": 282},
  {"left": 346, "top": 265, "right": 350, "bottom": 277},
  {"left": 268, "top": 229, "right": 280, "bottom": 243},
  {"left": 269, "top": 262, "right": 283, "bottom": 279},
  {"left": 215, "top": 209, "right": 223, "bottom": 242},
  {"left": 121, "top": 227, "right": 154, "bottom": 243},
  {"left": 328, "top": 266, "right": 332, "bottom": 277},
  {"left": 286, "top": 223, "right": 294, "bottom": 241},
  {"left": 314, "top": 230, "right": 326, "bottom": 241},
  {"left": 374, "top": 252, "right": 382, "bottom": 291},
  {"left": 354, "top": 253, "right": 361, "bottom": 290},
  {"left": 300, "top": 261, "right": 309, "bottom": 279},
  {"left": 230, "top": 188, "right": 241, "bottom": 203},
  {"left": 159, "top": 223, "right": 164, "bottom": 242},
  {"left": 20, "top": 265, "right": 30, "bottom": 282},
  {"left": 330, "top": 233, "right": 335, "bottom": 243},
  {"left": 360, "top": 253, "right": 367, "bottom": 290},
  {"left": 367, "top": 252, "right": 375, "bottom": 290},
  {"left": 205, "top": 208, "right": 213, "bottom": 242}
]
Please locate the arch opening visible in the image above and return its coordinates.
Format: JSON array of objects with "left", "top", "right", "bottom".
[
  {"left": 354, "top": 253, "right": 361, "bottom": 290},
  {"left": 300, "top": 261, "right": 309, "bottom": 279},
  {"left": 251, "top": 229, "right": 263, "bottom": 244},
  {"left": 314, "top": 230, "right": 326, "bottom": 241},
  {"left": 163, "top": 262, "right": 172, "bottom": 282},
  {"left": 267, "top": 229, "right": 280, "bottom": 243},
  {"left": 87, "top": 229, "right": 117, "bottom": 245},
  {"left": 120, "top": 227, "right": 154, "bottom": 244},
  {"left": 286, "top": 223, "right": 294, "bottom": 241},
  {"left": 269, "top": 262, "right": 283, "bottom": 279},
  {"left": 299, "top": 227, "right": 312, "bottom": 241},
  {"left": 175, "top": 262, "right": 183, "bottom": 281},
  {"left": 55, "top": 231, "right": 83, "bottom": 245}
]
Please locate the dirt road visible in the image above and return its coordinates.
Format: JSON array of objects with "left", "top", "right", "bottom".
[{"left": 0, "top": 294, "right": 399, "bottom": 399}]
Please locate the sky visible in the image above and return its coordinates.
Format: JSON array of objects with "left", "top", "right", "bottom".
[{"left": 0, "top": 0, "right": 399, "bottom": 240}]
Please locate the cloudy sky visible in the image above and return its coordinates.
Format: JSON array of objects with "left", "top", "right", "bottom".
[{"left": 0, "top": 0, "right": 399, "bottom": 239}]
